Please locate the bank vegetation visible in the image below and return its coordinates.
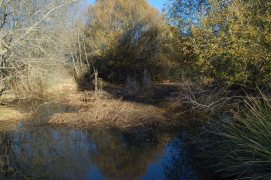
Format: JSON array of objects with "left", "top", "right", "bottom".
[
  {"left": 0, "top": 0, "right": 270, "bottom": 178},
  {"left": 49, "top": 92, "right": 173, "bottom": 130},
  {"left": 165, "top": 0, "right": 271, "bottom": 179}
]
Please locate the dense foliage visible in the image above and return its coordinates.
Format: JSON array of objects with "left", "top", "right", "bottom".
[
  {"left": 165, "top": 1, "right": 271, "bottom": 179},
  {"left": 84, "top": 0, "right": 174, "bottom": 82},
  {"left": 166, "top": 0, "right": 271, "bottom": 87},
  {"left": 191, "top": 0, "right": 271, "bottom": 86}
]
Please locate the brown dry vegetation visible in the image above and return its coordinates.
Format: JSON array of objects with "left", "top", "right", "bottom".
[
  {"left": 167, "top": 76, "right": 244, "bottom": 114},
  {"left": 47, "top": 76, "right": 77, "bottom": 95},
  {"left": 0, "top": 107, "right": 33, "bottom": 131},
  {"left": 49, "top": 91, "right": 174, "bottom": 130}
]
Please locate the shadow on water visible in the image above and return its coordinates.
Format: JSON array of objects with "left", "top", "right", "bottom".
[{"left": 0, "top": 98, "right": 217, "bottom": 180}]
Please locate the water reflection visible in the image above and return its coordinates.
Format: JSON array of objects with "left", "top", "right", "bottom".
[
  {"left": 0, "top": 124, "right": 175, "bottom": 179},
  {"left": 88, "top": 129, "right": 173, "bottom": 180},
  {"left": 163, "top": 129, "right": 211, "bottom": 180},
  {"left": 0, "top": 127, "right": 92, "bottom": 179},
  {"left": 0, "top": 101, "right": 215, "bottom": 180}
]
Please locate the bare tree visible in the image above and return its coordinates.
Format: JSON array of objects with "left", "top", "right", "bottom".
[
  {"left": 63, "top": 4, "right": 91, "bottom": 79},
  {"left": 0, "top": 0, "right": 80, "bottom": 97}
]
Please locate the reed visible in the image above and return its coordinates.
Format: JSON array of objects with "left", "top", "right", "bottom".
[{"left": 197, "top": 92, "right": 271, "bottom": 179}]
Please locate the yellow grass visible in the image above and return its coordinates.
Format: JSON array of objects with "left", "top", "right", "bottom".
[
  {"left": 47, "top": 75, "right": 77, "bottom": 94},
  {"left": 0, "top": 107, "right": 23, "bottom": 121},
  {"left": 49, "top": 91, "right": 173, "bottom": 129},
  {"left": 0, "top": 106, "right": 33, "bottom": 131}
]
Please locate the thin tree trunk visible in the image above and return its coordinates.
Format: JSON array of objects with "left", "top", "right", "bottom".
[{"left": 94, "top": 69, "right": 98, "bottom": 93}]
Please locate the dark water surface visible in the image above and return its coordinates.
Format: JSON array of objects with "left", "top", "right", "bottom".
[{"left": 0, "top": 100, "right": 213, "bottom": 180}]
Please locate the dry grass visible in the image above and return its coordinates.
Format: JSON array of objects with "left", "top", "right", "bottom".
[
  {"left": 47, "top": 73, "right": 77, "bottom": 94},
  {"left": 63, "top": 91, "right": 115, "bottom": 106},
  {"left": 49, "top": 91, "right": 173, "bottom": 130},
  {"left": 1, "top": 70, "right": 77, "bottom": 100},
  {"left": 168, "top": 76, "right": 245, "bottom": 114},
  {"left": 0, "top": 107, "right": 23, "bottom": 121},
  {"left": 0, "top": 106, "right": 33, "bottom": 131}
]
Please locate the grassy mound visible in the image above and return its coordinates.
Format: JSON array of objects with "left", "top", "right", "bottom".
[
  {"left": 49, "top": 92, "right": 172, "bottom": 129},
  {"left": 0, "top": 106, "right": 33, "bottom": 131}
]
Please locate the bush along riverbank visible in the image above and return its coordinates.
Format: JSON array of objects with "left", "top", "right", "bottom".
[
  {"left": 175, "top": 80, "right": 271, "bottom": 179},
  {"left": 2, "top": 72, "right": 271, "bottom": 179},
  {"left": 197, "top": 95, "right": 271, "bottom": 179}
]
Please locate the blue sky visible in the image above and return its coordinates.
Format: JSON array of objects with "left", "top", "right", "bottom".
[
  {"left": 148, "top": 0, "right": 167, "bottom": 11},
  {"left": 87, "top": 0, "right": 167, "bottom": 11}
]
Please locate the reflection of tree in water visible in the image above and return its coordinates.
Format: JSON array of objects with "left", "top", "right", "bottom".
[
  {"left": 0, "top": 113, "right": 173, "bottom": 180},
  {"left": 0, "top": 101, "right": 87, "bottom": 179},
  {"left": 87, "top": 128, "right": 172, "bottom": 180},
  {"left": 163, "top": 115, "right": 216, "bottom": 180},
  {"left": 163, "top": 130, "right": 200, "bottom": 180},
  {"left": 0, "top": 100, "right": 177, "bottom": 179},
  {"left": 0, "top": 127, "right": 93, "bottom": 179},
  {"left": 0, "top": 101, "right": 221, "bottom": 180},
  {"left": 0, "top": 131, "right": 25, "bottom": 179}
]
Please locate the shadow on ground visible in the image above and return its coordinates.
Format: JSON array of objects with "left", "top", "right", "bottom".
[{"left": 100, "top": 83, "right": 180, "bottom": 107}]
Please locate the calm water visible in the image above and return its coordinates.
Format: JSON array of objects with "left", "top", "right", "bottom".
[{"left": 0, "top": 100, "right": 212, "bottom": 180}]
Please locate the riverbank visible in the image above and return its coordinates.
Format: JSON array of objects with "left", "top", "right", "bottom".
[
  {"left": 0, "top": 74, "right": 77, "bottom": 128},
  {"left": 3, "top": 77, "right": 266, "bottom": 179},
  {"left": 0, "top": 78, "right": 184, "bottom": 131},
  {"left": 173, "top": 79, "right": 271, "bottom": 179},
  {"left": 0, "top": 106, "right": 33, "bottom": 132},
  {"left": 48, "top": 91, "right": 173, "bottom": 129},
  {"left": 47, "top": 82, "right": 183, "bottom": 130}
]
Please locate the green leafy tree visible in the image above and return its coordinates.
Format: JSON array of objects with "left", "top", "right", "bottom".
[
  {"left": 164, "top": 0, "right": 209, "bottom": 35},
  {"left": 190, "top": 0, "right": 271, "bottom": 86},
  {"left": 163, "top": 0, "right": 210, "bottom": 81},
  {"left": 85, "top": 0, "right": 173, "bottom": 82}
]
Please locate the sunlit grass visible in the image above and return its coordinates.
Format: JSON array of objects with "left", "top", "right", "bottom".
[
  {"left": 0, "top": 106, "right": 33, "bottom": 132},
  {"left": 0, "top": 107, "right": 24, "bottom": 132},
  {"left": 0, "top": 106, "right": 22, "bottom": 121},
  {"left": 49, "top": 91, "right": 174, "bottom": 130}
]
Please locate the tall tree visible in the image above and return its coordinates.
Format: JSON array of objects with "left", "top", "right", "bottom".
[
  {"left": 164, "top": 0, "right": 209, "bottom": 35},
  {"left": 190, "top": 0, "right": 271, "bottom": 86},
  {"left": 85, "top": 0, "right": 173, "bottom": 82},
  {"left": 0, "top": 0, "right": 79, "bottom": 96},
  {"left": 163, "top": 0, "right": 210, "bottom": 81},
  {"left": 62, "top": 0, "right": 90, "bottom": 79}
]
